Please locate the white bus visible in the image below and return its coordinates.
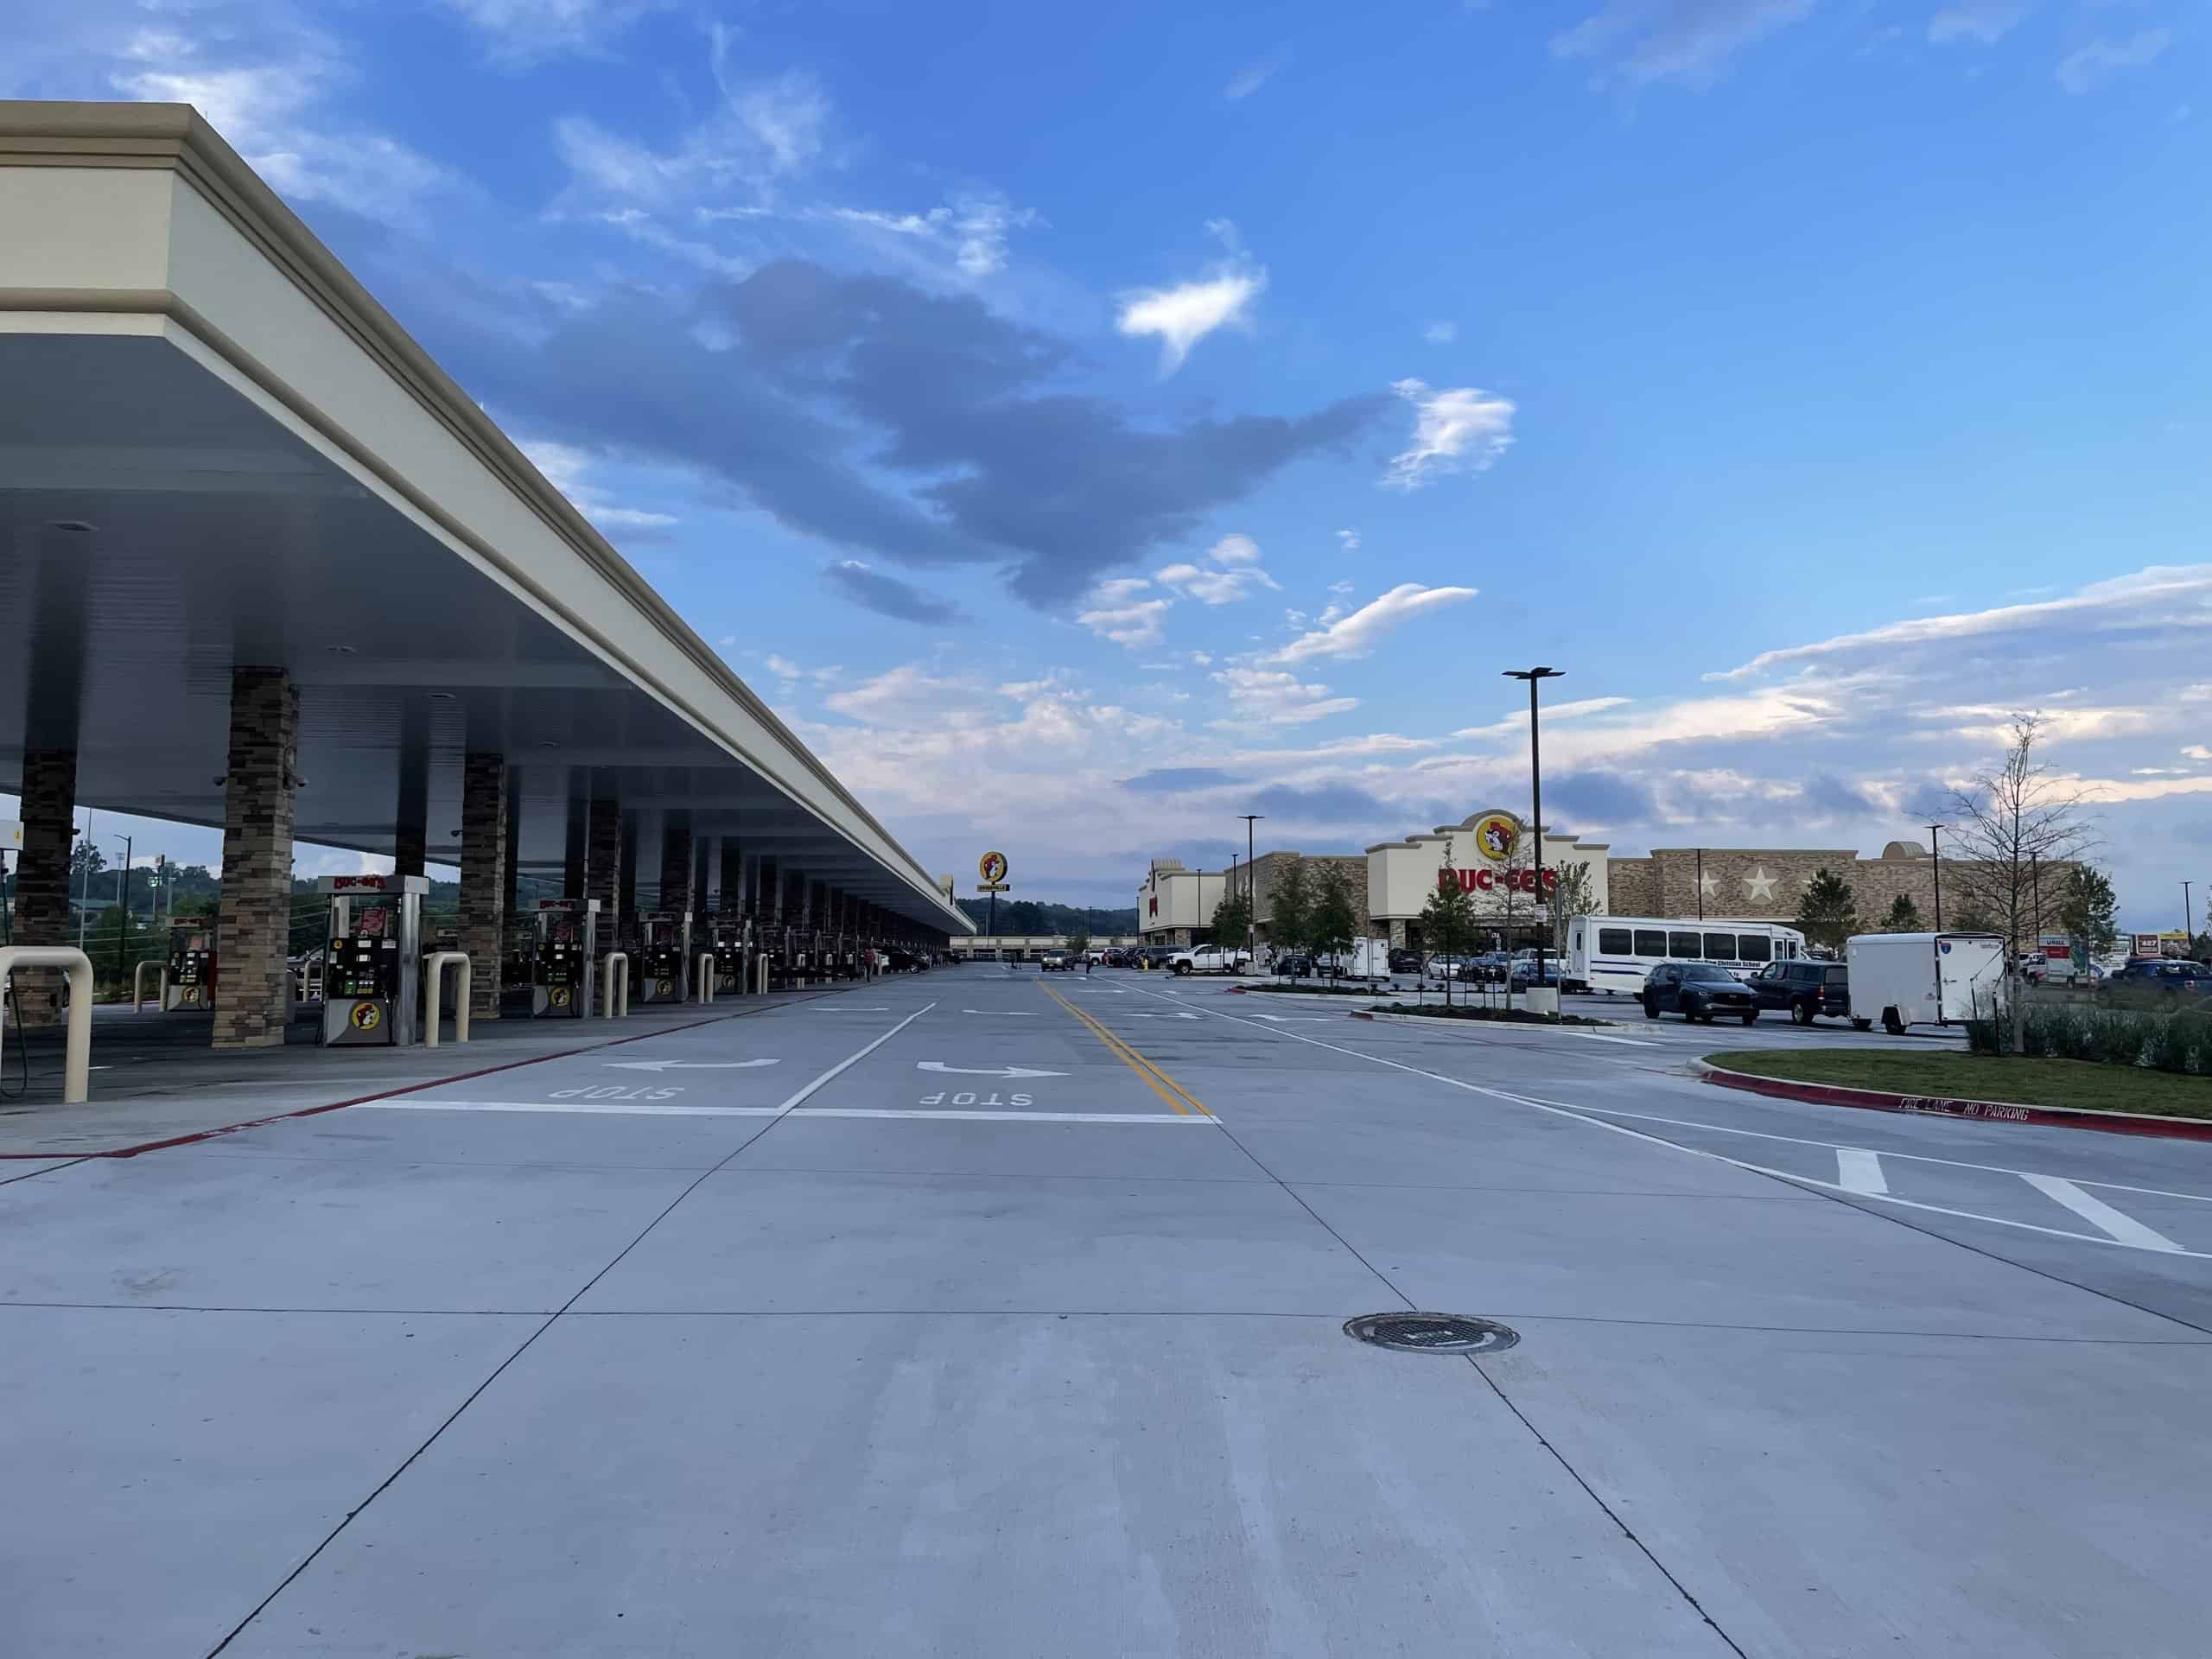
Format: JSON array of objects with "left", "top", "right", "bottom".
[{"left": 1563, "top": 916, "right": 1809, "bottom": 995}]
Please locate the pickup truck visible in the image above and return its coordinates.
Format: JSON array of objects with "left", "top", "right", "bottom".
[{"left": 1166, "top": 945, "right": 1254, "bottom": 976}]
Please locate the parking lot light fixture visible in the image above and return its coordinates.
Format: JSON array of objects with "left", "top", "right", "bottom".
[{"left": 1503, "top": 666, "right": 1565, "bottom": 1017}]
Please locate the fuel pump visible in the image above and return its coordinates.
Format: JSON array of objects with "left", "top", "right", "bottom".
[
  {"left": 318, "top": 874, "right": 425, "bottom": 1046},
  {"left": 702, "top": 911, "right": 751, "bottom": 996},
  {"left": 164, "top": 923, "right": 217, "bottom": 1011},
  {"left": 637, "top": 910, "right": 690, "bottom": 1005},
  {"left": 530, "top": 898, "right": 598, "bottom": 1018}
]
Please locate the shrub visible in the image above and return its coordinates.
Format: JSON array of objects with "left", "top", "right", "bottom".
[{"left": 1970, "top": 1000, "right": 2212, "bottom": 1078}]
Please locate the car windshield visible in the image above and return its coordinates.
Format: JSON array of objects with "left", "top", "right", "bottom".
[{"left": 1683, "top": 966, "right": 1739, "bottom": 983}]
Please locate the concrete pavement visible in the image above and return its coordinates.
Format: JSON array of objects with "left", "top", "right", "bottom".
[{"left": 4, "top": 964, "right": 2209, "bottom": 1656}]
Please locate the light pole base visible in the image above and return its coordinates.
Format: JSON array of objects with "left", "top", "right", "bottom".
[{"left": 1522, "top": 987, "right": 1560, "bottom": 1018}]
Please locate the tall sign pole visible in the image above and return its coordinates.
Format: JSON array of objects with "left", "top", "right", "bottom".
[
  {"left": 1926, "top": 823, "right": 1945, "bottom": 931},
  {"left": 976, "top": 850, "right": 1010, "bottom": 960},
  {"left": 1237, "top": 814, "right": 1263, "bottom": 964},
  {"left": 1504, "top": 667, "right": 1565, "bottom": 1017}
]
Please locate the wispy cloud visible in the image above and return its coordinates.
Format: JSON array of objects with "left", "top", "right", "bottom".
[
  {"left": 1077, "top": 588, "right": 1173, "bottom": 648},
  {"left": 1210, "top": 666, "right": 1359, "bottom": 726},
  {"left": 2056, "top": 29, "right": 2170, "bottom": 95},
  {"left": 1269, "top": 582, "right": 1478, "bottom": 664},
  {"left": 1553, "top": 0, "right": 1815, "bottom": 89},
  {"left": 1382, "top": 379, "right": 1516, "bottom": 489},
  {"left": 517, "top": 437, "right": 678, "bottom": 537},
  {"left": 1423, "top": 321, "right": 1459, "bottom": 345},
  {"left": 1153, "top": 534, "right": 1281, "bottom": 606},
  {"left": 439, "top": 0, "right": 655, "bottom": 61},
  {"left": 822, "top": 560, "right": 965, "bottom": 625},
  {"left": 1224, "top": 46, "right": 1291, "bottom": 100},
  {"left": 1116, "top": 236, "right": 1268, "bottom": 374},
  {"left": 1928, "top": 0, "right": 2025, "bottom": 47}
]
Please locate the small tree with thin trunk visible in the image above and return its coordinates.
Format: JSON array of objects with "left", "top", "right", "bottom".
[
  {"left": 1548, "top": 861, "right": 1599, "bottom": 957},
  {"left": 1311, "top": 863, "right": 1357, "bottom": 985},
  {"left": 1881, "top": 893, "right": 1923, "bottom": 933},
  {"left": 1209, "top": 888, "right": 1252, "bottom": 957},
  {"left": 1065, "top": 930, "right": 1090, "bottom": 961},
  {"left": 1942, "top": 710, "right": 2101, "bottom": 1047},
  {"left": 1420, "top": 869, "right": 1478, "bottom": 1007},
  {"left": 1796, "top": 868, "right": 1858, "bottom": 953},
  {"left": 2051, "top": 866, "right": 2117, "bottom": 962}
]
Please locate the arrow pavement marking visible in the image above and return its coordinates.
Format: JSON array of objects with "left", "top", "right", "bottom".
[
  {"left": 604, "top": 1058, "right": 782, "bottom": 1072},
  {"left": 963, "top": 1008, "right": 1039, "bottom": 1015},
  {"left": 1246, "top": 1013, "right": 1332, "bottom": 1023},
  {"left": 917, "top": 1060, "right": 1069, "bottom": 1079},
  {"left": 1116, "top": 1011, "right": 1203, "bottom": 1020}
]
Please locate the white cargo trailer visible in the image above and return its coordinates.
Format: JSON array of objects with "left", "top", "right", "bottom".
[{"left": 1844, "top": 931, "right": 2006, "bottom": 1033}]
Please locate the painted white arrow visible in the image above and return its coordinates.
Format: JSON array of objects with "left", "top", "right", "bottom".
[
  {"left": 917, "top": 1061, "right": 1068, "bottom": 1079},
  {"left": 1119, "top": 1011, "right": 1202, "bottom": 1020},
  {"left": 1245, "top": 1013, "right": 1332, "bottom": 1023},
  {"left": 604, "top": 1058, "right": 782, "bottom": 1072}
]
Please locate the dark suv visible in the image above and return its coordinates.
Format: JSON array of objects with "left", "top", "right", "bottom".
[
  {"left": 1749, "top": 959, "right": 1850, "bottom": 1024},
  {"left": 1643, "top": 962, "right": 1758, "bottom": 1024}
]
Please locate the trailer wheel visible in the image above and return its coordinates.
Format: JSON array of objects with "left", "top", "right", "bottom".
[
  {"left": 1882, "top": 1007, "right": 1905, "bottom": 1035},
  {"left": 1851, "top": 1018, "right": 1873, "bottom": 1032}
]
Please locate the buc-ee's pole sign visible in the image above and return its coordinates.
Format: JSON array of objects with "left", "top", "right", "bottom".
[{"left": 976, "top": 849, "right": 1010, "bottom": 893}]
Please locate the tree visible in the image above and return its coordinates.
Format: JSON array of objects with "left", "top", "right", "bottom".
[
  {"left": 1880, "top": 893, "right": 1923, "bottom": 933},
  {"left": 1943, "top": 711, "right": 2101, "bottom": 953},
  {"left": 1419, "top": 868, "right": 1478, "bottom": 1006},
  {"left": 1209, "top": 887, "right": 1253, "bottom": 954},
  {"left": 1065, "top": 930, "right": 1090, "bottom": 960},
  {"left": 2052, "top": 866, "right": 2118, "bottom": 961},
  {"left": 1948, "top": 898, "right": 1997, "bottom": 934},
  {"left": 1311, "top": 863, "right": 1357, "bottom": 982},
  {"left": 1548, "top": 861, "right": 1599, "bottom": 956},
  {"left": 1268, "top": 860, "right": 1313, "bottom": 958},
  {"left": 70, "top": 839, "right": 106, "bottom": 882},
  {"left": 1796, "top": 868, "right": 1859, "bottom": 952}
]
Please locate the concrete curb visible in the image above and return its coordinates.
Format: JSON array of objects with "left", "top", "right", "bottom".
[
  {"left": 1694, "top": 1058, "right": 2212, "bottom": 1142},
  {"left": 1350, "top": 1009, "right": 1625, "bottom": 1033}
]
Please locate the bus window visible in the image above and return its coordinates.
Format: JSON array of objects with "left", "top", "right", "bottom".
[
  {"left": 1738, "top": 935, "right": 1772, "bottom": 963},
  {"left": 1599, "top": 926, "right": 1632, "bottom": 955},
  {"left": 1703, "top": 932, "right": 1738, "bottom": 962},
  {"left": 1635, "top": 928, "right": 1668, "bottom": 957},
  {"left": 1669, "top": 930, "right": 1701, "bottom": 959}
]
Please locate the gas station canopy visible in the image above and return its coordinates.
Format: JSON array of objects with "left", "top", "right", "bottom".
[{"left": 0, "top": 101, "right": 969, "bottom": 934}]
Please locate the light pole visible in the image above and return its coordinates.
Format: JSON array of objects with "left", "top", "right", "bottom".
[
  {"left": 1925, "top": 823, "right": 1946, "bottom": 930},
  {"left": 75, "top": 810, "right": 95, "bottom": 949},
  {"left": 2186, "top": 880, "right": 2196, "bottom": 952},
  {"left": 1694, "top": 848, "right": 1705, "bottom": 923},
  {"left": 1503, "top": 666, "right": 1565, "bottom": 1014},
  {"left": 1236, "top": 814, "right": 1263, "bottom": 964},
  {"left": 111, "top": 834, "right": 132, "bottom": 994}
]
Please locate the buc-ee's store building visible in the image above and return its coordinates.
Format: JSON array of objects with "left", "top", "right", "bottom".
[
  {"left": 1139, "top": 809, "right": 1606, "bottom": 950},
  {"left": 1140, "top": 808, "right": 1974, "bottom": 950}
]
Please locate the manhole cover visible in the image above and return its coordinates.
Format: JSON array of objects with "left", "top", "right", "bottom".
[{"left": 1344, "top": 1312, "right": 1519, "bottom": 1356}]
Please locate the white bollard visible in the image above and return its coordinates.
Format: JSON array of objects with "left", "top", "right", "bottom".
[
  {"left": 600, "top": 951, "right": 631, "bottom": 1018},
  {"left": 695, "top": 951, "right": 716, "bottom": 1004},
  {"left": 423, "top": 951, "right": 472, "bottom": 1048},
  {"left": 132, "top": 958, "right": 168, "bottom": 1012},
  {"left": 0, "top": 947, "right": 94, "bottom": 1103}
]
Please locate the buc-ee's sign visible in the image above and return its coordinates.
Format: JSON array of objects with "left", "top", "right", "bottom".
[{"left": 1440, "top": 866, "right": 1558, "bottom": 896}]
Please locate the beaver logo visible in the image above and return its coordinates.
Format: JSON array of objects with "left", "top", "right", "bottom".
[
  {"left": 348, "top": 1001, "right": 382, "bottom": 1031},
  {"left": 1472, "top": 812, "right": 1520, "bottom": 864}
]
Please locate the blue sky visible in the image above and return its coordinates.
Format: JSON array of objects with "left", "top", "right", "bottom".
[{"left": 8, "top": 0, "right": 2209, "bottom": 927}]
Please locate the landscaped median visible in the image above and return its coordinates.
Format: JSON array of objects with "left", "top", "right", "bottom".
[
  {"left": 1700, "top": 1049, "right": 2212, "bottom": 1141},
  {"left": 1357, "top": 1002, "right": 1614, "bottom": 1027}
]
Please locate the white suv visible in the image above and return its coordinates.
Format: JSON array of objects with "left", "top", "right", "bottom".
[{"left": 1166, "top": 945, "right": 1254, "bottom": 976}]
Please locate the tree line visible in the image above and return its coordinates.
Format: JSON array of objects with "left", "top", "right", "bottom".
[{"left": 954, "top": 898, "right": 1139, "bottom": 936}]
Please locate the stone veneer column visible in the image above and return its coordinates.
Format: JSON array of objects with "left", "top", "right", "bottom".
[
  {"left": 10, "top": 746, "right": 79, "bottom": 1026},
  {"left": 721, "top": 841, "right": 744, "bottom": 919},
  {"left": 459, "top": 750, "right": 507, "bottom": 1020},
  {"left": 392, "top": 700, "right": 429, "bottom": 879},
  {"left": 585, "top": 791, "right": 621, "bottom": 912},
  {"left": 503, "top": 773, "right": 523, "bottom": 922},
  {"left": 213, "top": 668, "right": 299, "bottom": 1049},
  {"left": 563, "top": 792, "right": 587, "bottom": 899}
]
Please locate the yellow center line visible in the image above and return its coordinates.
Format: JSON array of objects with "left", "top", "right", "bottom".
[{"left": 1039, "top": 983, "right": 1211, "bottom": 1117}]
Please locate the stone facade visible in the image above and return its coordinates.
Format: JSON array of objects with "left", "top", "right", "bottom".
[
  {"left": 458, "top": 750, "right": 507, "bottom": 1020},
  {"left": 11, "top": 746, "right": 79, "bottom": 1026},
  {"left": 659, "top": 811, "right": 693, "bottom": 913},
  {"left": 585, "top": 792, "right": 621, "bottom": 912},
  {"left": 213, "top": 667, "right": 299, "bottom": 1050},
  {"left": 1605, "top": 841, "right": 2078, "bottom": 943}
]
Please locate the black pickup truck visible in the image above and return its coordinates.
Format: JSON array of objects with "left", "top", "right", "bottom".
[{"left": 1747, "top": 959, "right": 1851, "bottom": 1025}]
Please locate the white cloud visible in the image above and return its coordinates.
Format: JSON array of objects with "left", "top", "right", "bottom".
[
  {"left": 1210, "top": 666, "right": 1360, "bottom": 726},
  {"left": 1553, "top": 0, "right": 1815, "bottom": 88},
  {"left": 1335, "top": 531, "right": 1360, "bottom": 556},
  {"left": 1928, "top": 1, "right": 2026, "bottom": 47},
  {"left": 1452, "top": 696, "right": 1634, "bottom": 740},
  {"left": 1382, "top": 379, "right": 1516, "bottom": 490},
  {"left": 1090, "top": 576, "right": 1154, "bottom": 601},
  {"left": 2056, "top": 29, "right": 2170, "bottom": 95},
  {"left": 1078, "top": 594, "right": 1173, "bottom": 648},
  {"left": 517, "top": 438, "right": 679, "bottom": 534},
  {"left": 439, "top": 0, "right": 652, "bottom": 60},
  {"left": 1116, "top": 254, "right": 1268, "bottom": 374},
  {"left": 1269, "top": 582, "right": 1478, "bottom": 664},
  {"left": 1210, "top": 533, "right": 1263, "bottom": 567},
  {"left": 1154, "top": 535, "right": 1280, "bottom": 605},
  {"left": 1709, "top": 566, "right": 2212, "bottom": 682},
  {"left": 1423, "top": 321, "right": 1459, "bottom": 344},
  {"left": 1224, "top": 47, "right": 1291, "bottom": 99}
]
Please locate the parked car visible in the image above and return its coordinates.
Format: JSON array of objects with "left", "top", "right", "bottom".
[
  {"left": 1168, "top": 944, "right": 1254, "bottom": 976},
  {"left": 1388, "top": 948, "right": 1423, "bottom": 975},
  {"left": 1469, "top": 951, "right": 1513, "bottom": 983},
  {"left": 2103, "top": 959, "right": 2211, "bottom": 997},
  {"left": 1643, "top": 962, "right": 1758, "bottom": 1024},
  {"left": 1272, "top": 951, "right": 1314, "bottom": 977},
  {"left": 1039, "top": 951, "right": 1071, "bottom": 972},
  {"left": 1509, "top": 956, "right": 1560, "bottom": 990},
  {"left": 1748, "top": 959, "right": 1850, "bottom": 1024},
  {"left": 1425, "top": 954, "right": 1475, "bottom": 982}
]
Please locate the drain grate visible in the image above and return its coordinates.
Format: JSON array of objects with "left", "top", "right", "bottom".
[{"left": 1344, "top": 1312, "right": 1519, "bottom": 1356}]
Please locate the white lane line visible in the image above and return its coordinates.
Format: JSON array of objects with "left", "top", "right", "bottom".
[
  {"left": 1836, "top": 1147, "right": 1889, "bottom": 1195},
  {"left": 358, "top": 1100, "right": 1202, "bottom": 1125},
  {"left": 2020, "top": 1174, "right": 2183, "bottom": 1253},
  {"left": 771, "top": 1002, "right": 937, "bottom": 1114},
  {"left": 963, "top": 1008, "right": 1039, "bottom": 1014},
  {"left": 1130, "top": 984, "right": 2212, "bottom": 1261},
  {"left": 361, "top": 1100, "right": 779, "bottom": 1116}
]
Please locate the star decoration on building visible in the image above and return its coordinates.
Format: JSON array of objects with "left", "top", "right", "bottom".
[
  {"left": 1697, "top": 868, "right": 1718, "bottom": 899},
  {"left": 1744, "top": 866, "right": 1778, "bottom": 902}
]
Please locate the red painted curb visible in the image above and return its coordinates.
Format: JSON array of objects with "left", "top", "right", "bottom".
[
  {"left": 0, "top": 993, "right": 836, "bottom": 1160},
  {"left": 1700, "top": 1063, "right": 2212, "bottom": 1143}
]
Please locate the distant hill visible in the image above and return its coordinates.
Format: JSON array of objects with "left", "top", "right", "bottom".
[{"left": 955, "top": 899, "right": 1139, "bottom": 936}]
